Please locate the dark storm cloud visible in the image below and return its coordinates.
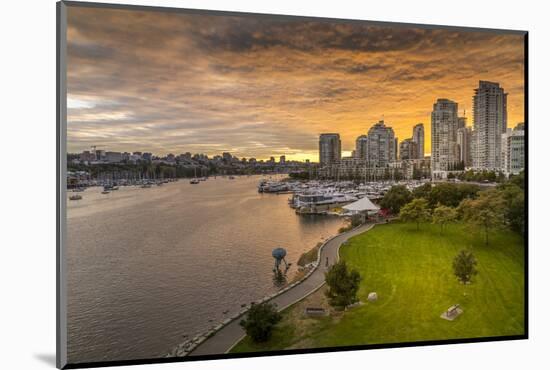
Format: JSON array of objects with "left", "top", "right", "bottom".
[{"left": 192, "top": 20, "right": 433, "bottom": 54}]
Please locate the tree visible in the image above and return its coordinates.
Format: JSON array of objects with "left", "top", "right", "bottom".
[
  {"left": 432, "top": 204, "right": 457, "bottom": 234},
  {"left": 453, "top": 249, "right": 478, "bottom": 284},
  {"left": 325, "top": 261, "right": 361, "bottom": 308},
  {"left": 509, "top": 170, "right": 525, "bottom": 190},
  {"left": 498, "top": 182, "right": 525, "bottom": 236},
  {"left": 412, "top": 183, "right": 432, "bottom": 199},
  {"left": 427, "top": 183, "right": 479, "bottom": 208},
  {"left": 459, "top": 189, "right": 505, "bottom": 245},
  {"left": 239, "top": 302, "right": 282, "bottom": 343},
  {"left": 399, "top": 198, "right": 430, "bottom": 230},
  {"left": 379, "top": 185, "right": 412, "bottom": 214}
]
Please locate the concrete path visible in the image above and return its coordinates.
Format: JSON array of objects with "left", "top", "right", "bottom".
[{"left": 189, "top": 223, "right": 374, "bottom": 356}]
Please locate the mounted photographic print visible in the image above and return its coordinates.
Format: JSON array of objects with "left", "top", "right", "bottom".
[{"left": 56, "top": 1, "right": 528, "bottom": 368}]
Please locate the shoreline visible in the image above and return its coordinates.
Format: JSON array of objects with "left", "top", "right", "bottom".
[{"left": 181, "top": 222, "right": 375, "bottom": 357}]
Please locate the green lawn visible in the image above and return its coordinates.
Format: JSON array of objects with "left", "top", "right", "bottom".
[{"left": 231, "top": 222, "right": 525, "bottom": 353}]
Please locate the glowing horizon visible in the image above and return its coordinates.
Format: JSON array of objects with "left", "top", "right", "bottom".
[{"left": 67, "top": 7, "right": 524, "bottom": 162}]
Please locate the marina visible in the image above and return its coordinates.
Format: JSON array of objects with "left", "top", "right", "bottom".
[{"left": 258, "top": 178, "right": 428, "bottom": 215}]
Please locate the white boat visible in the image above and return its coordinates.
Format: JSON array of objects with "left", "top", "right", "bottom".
[
  {"left": 294, "top": 191, "right": 357, "bottom": 214},
  {"left": 259, "top": 181, "right": 290, "bottom": 193},
  {"left": 190, "top": 167, "right": 201, "bottom": 184},
  {"left": 69, "top": 194, "right": 82, "bottom": 201}
]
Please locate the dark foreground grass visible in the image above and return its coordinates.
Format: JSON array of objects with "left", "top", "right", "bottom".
[{"left": 231, "top": 222, "right": 524, "bottom": 353}]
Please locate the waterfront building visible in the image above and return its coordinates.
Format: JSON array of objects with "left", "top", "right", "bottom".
[
  {"left": 279, "top": 155, "right": 286, "bottom": 164},
  {"left": 501, "top": 123, "right": 525, "bottom": 175},
  {"left": 390, "top": 158, "right": 431, "bottom": 180},
  {"left": 431, "top": 98, "right": 460, "bottom": 177},
  {"left": 366, "top": 120, "right": 396, "bottom": 168},
  {"left": 355, "top": 135, "right": 368, "bottom": 159},
  {"left": 94, "top": 149, "right": 106, "bottom": 161},
  {"left": 319, "top": 133, "right": 342, "bottom": 165},
  {"left": 472, "top": 80, "right": 508, "bottom": 170},
  {"left": 412, "top": 123, "right": 424, "bottom": 159},
  {"left": 142, "top": 152, "right": 152, "bottom": 161},
  {"left": 399, "top": 138, "right": 418, "bottom": 161},
  {"left": 127, "top": 154, "right": 141, "bottom": 163},
  {"left": 105, "top": 151, "right": 123, "bottom": 163},
  {"left": 79, "top": 150, "right": 96, "bottom": 163},
  {"left": 457, "top": 126, "right": 472, "bottom": 167},
  {"left": 318, "top": 157, "right": 387, "bottom": 181}
]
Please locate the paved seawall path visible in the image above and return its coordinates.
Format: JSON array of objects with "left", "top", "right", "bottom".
[{"left": 188, "top": 223, "right": 375, "bottom": 356}]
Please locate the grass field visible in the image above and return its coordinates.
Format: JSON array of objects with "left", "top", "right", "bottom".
[{"left": 231, "top": 222, "right": 525, "bottom": 353}]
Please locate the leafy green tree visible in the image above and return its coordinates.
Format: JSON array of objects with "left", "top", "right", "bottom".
[
  {"left": 453, "top": 249, "right": 478, "bottom": 284},
  {"left": 239, "top": 302, "right": 282, "bottom": 343},
  {"left": 412, "top": 183, "right": 432, "bottom": 199},
  {"left": 459, "top": 189, "right": 505, "bottom": 245},
  {"left": 432, "top": 204, "right": 457, "bottom": 233},
  {"left": 399, "top": 198, "right": 431, "bottom": 230},
  {"left": 509, "top": 170, "right": 525, "bottom": 190},
  {"left": 379, "top": 185, "right": 412, "bottom": 214},
  {"left": 325, "top": 261, "right": 361, "bottom": 308},
  {"left": 428, "top": 183, "right": 479, "bottom": 208},
  {"left": 498, "top": 183, "right": 525, "bottom": 236}
]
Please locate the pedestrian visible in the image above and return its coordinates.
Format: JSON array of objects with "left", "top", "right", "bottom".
[{"left": 325, "top": 256, "right": 329, "bottom": 267}]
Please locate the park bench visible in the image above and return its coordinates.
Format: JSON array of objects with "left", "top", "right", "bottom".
[
  {"left": 304, "top": 307, "right": 326, "bottom": 317},
  {"left": 447, "top": 304, "right": 460, "bottom": 317},
  {"left": 441, "top": 304, "right": 463, "bottom": 321}
]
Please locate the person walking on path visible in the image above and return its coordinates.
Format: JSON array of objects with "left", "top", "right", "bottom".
[{"left": 325, "top": 256, "right": 329, "bottom": 267}]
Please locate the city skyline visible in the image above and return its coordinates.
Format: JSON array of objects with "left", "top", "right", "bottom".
[{"left": 67, "top": 7, "right": 525, "bottom": 161}]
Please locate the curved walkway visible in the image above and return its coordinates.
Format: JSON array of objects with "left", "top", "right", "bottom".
[{"left": 189, "top": 223, "right": 374, "bottom": 356}]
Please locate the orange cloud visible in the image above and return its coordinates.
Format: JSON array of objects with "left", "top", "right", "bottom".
[{"left": 66, "top": 6, "right": 525, "bottom": 160}]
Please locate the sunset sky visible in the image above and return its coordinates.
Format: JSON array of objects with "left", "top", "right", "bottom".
[{"left": 66, "top": 5, "right": 525, "bottom": 161}]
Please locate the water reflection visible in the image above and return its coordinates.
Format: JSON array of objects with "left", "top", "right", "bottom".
[
  {"left": 272, "top": 269, "right": 287, "bottom": 288},
  {"left": 66, "top": 175, "right": 345, "bottom": 362}
]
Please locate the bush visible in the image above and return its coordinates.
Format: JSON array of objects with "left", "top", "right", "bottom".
[
  {"left": 338, "top": 224, "right": 353, "bottom": 234},
  {"left": 239, "top": 302, "right": 282, "bottom": 343},
  {"left": 297, "top": 243, "right": 321, "bottom": 267}
]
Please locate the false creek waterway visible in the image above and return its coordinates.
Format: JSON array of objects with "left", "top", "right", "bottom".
[{"left": 66, "top": 175, "right": 345, "bottom": 363}]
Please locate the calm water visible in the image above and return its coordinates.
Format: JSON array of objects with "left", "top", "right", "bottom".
[{"left": 66, "top": 175, "right": 345, "bottom": 363}]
